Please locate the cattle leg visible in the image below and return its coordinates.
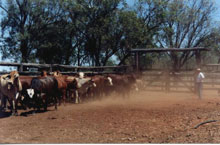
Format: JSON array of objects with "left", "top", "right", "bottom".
[
  {"left": 32, "top": 94, "right": 38, "bottom": 114},
  {"left": 43, "top": 96, "right": 48, "bottom": 111},
  {"left": 75, "top": 91, "right": 79, "bottom": 104},
  {"left": 13, "top": 99, "right": 18, "bottom": 116},
  {"left": 35, "top": 93, "right": 42, "bottom": 111},
  {"left": 0, "top": 95, "right": 7, "bottom": 111},
  {"left": 66, "top": 90, "right": 70, "bottom": 102},
  {"left": 19, "top": 95, "right": 27, "bottom": 110},
  {"left": 8, "top": 99, "right": 13, "bottom": 114},
  {"left": 71, "top": 90, "right": 76, "bottom": 103},
  {"left": 54, "top": 95, "right": 58, "bottom": 110},
  {"left": 8, "top": 99, "right": 18, "bottom": 116}
]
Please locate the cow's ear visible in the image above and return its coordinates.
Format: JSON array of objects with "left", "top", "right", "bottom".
[{"left": 2, "top": 74, "right": 10, "bottom": 80}]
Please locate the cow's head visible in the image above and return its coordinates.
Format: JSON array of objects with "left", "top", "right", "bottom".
[
  {"left": 85, "top": 79, "right": 96, "bottom": 92},
  {"left": 91, "top": 79, "right": 96, "bottom": 88},
  {"left": 85, "top": 78, "right": 96, "bottom": 88},
  {"left": 27, "top": 89, "right": 35, "bottom": 98},
  {"left": 74, "top": 77, "right": 96, "bottom": 89},
  {"left": 2, "top": 71, "right": 20, "bottom": 90},
  {"left": 41, "top": 71, "right": 48, "bottom": 77},
  {"left": 79, "top": 72, "right": 84, "bottom": 79},
  {"left": 106, "top": 77, "right": 113, "bottom": 86},
  {"left": 52, "top": 70, "right": 62, "bottom": 77}
]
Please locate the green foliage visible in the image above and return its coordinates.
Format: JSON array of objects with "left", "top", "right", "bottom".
[{"left": 0, "top": 0, "right": 219, "bottom": 70}]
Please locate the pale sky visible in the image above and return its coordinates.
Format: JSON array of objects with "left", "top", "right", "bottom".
[{"left": 213, "top": 0, "right": 220, "bottom": 22}]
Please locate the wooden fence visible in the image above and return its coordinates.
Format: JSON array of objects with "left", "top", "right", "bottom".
[
  {"left": 140, "top": 70, "right": 220, "bottom": 94},
  {"left": 1, "top": 62, "right": 220, "bottom": 94},
  {"left": 0, "top": 62, "right": 132, "bottom": 75}
]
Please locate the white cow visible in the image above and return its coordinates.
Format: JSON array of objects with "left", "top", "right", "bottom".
[
  {"left": 0, "top": 71, "right": 22, "bottom": 115},
  {"left": 73, "top": 72, "right": 96, "bottom": 103}
]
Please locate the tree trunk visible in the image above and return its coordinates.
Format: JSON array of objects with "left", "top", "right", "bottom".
[{"left": 20, "top": 40, "right": 28, "bottom": 71}]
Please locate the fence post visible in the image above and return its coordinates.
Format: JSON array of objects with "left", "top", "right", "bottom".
[
  {"left": 19, "top": 64, "right": 23, "bottom": 72},
  {"left": 167, "top": 73, "right": 170, "bottom": 93},
  {"left": 193, "top": 73, "right": 197, "bottom": 94},
  {"left": 195, "top": 50, "right": 201, "bottom": 68},
  {"left": 164, "top": 71, "right": 170, "bottom": 93},
  {"left": 135, "top": 52, "right": 139, "bottom": 72},
  {"left": 50, "top": 64, "right": 53, "bottom": 72}
]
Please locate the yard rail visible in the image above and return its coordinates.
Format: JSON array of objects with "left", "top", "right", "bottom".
[{"left": 0, "top": 61, "right": 132, "bottom": 75}]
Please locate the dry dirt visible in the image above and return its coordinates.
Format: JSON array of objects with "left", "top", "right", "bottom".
[{"left": 1, "top": 90, "right": 220, "bottom": 143}]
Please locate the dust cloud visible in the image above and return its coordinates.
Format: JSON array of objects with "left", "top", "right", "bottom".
[{"left": 86, "top": 89, "right": 204, "bottom": 109}]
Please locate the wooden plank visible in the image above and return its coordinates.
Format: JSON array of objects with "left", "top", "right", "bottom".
[
  {"left": 203, "top": 88, "right": 220, "bottom": 90},
  {"left": 145, "top": 75, "right": 164, "bottom": 86},
  {"left": 143, "top": 89, "right": 193, "bottom": 94},
  {"left": 205, "top": 64, "right": 220, "bottom": 66},
  {"left": 168, "top": 90, "right": 193, "bottom": 93},
  {"left": 0, "top": 62, "right": 22, "bottom": 66},
  {"left": 172, "top": 74, "right": 195, "bottom": 93},
  {"left": 145, "top": 85, "right": 164, "bottom": 87},
  {"left": 0, "top": 61, "right": 130, "bottom": 69},
  {"left": 146, "top": 84, "right": 195, "bottom": 88},
  {"left": 130, "top": 47, "right": 210, "bottom": 53},
  {"left": 143, "top": 79, "right": 165, "bottom": 82},
  {"left": 143, "top": 89, "right": 165, "bottom": 92},
  {"left": 0, "top": 70, "right": 125, "bottom": 76},
  {"left": 142, "top": 73, "right": 195, "bottom": 77},
  {"left": 142, "top": 68, "right": 195, "bottom": 71},
  {"left": 203, "top": 82, "right": 220, "bottom": 85},
  {"left": 167, "top": 80, "right": 193, "bottom": 83},
  {"left": 143, "top": 78, "right": 194, "bottom": 83}
]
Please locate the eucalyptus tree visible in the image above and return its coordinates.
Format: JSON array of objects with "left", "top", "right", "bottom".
[
  {"left": 31, "top": 0, "right": 73, "bottom": 64},
  {"left": 0, "top": 0, "right": 74, "bottom": 65},
  {"left": 156, "top": 0, "right": 216, "bottom": 70},
  {"left": 117, "top": 0, "right": 169, "bottom": 67},
  {"left": 0, "top": 0, "right": 38, "bottom": 62}
]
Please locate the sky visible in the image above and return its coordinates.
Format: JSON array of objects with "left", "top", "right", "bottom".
[
  {"left": 0, "top": 0, "right": 220, "bottom": 71},
  {"left": 213, "top": 0, "right": 220, "bottom": 22}
]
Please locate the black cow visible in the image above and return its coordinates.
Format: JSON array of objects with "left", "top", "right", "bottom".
[{"left": 28, "top": 76, "right": 59, "bottom": 111}]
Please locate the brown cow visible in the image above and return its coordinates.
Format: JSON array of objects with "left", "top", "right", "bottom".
[
  {"left": 54, "top": 72, "right": 96, "bottom": 104},
  {"left": 89, "top": 75, "right": 113, "bottom": 100},
  {"left": 107, "top": 74, "right": 137, "bottom": 98},
  {"left": 65, "top": 76, "right": 78, "bottom": 103},
  {"left": 52, "top": 71, "right": 77, "bottom": 104},
  {"left": 56, "top": 76, "right": 68, "bottom": 105}
]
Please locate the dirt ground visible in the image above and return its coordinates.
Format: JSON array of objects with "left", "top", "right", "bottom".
[{"left": 1, "top": 90, "right": 220, "bottom": 143}]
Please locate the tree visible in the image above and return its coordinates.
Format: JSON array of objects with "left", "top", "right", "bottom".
[
  {"left": 31, "top": 0, "right": 75, "bottom": 64},
  {"left": 117, "top": 0, "right": 169, "bottom": 67},
  {"left": 0, "top": 0, "right": 39, "bottom": 63},
  {"left": 156, "top": 0, "right": 216, "bottom": 70}
]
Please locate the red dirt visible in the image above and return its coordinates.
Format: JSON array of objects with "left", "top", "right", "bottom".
[{"left": 1, "top": 90, "right": 220, "bottom": 143}]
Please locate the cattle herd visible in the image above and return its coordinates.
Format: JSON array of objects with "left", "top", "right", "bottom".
[{"left": 0, "top": 70, "right": 138, "bottom": 116}]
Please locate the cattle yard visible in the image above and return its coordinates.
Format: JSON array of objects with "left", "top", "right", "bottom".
[
  {"left": 1, "top": 61, "right": 220, "bottom": 143},
  {"left": 1, "top": 91, "right": 220, "bottom": 143}
]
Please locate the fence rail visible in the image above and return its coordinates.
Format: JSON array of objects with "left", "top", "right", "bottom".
[
  {"left": 1, "top": 62, "right": 220, "bottom": 93},
  {"left": 0, "top": 61, "right": 132, "bottom": 75},
  {"left": 141, "top": 71, "right": 220, "bottom": 93}
]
